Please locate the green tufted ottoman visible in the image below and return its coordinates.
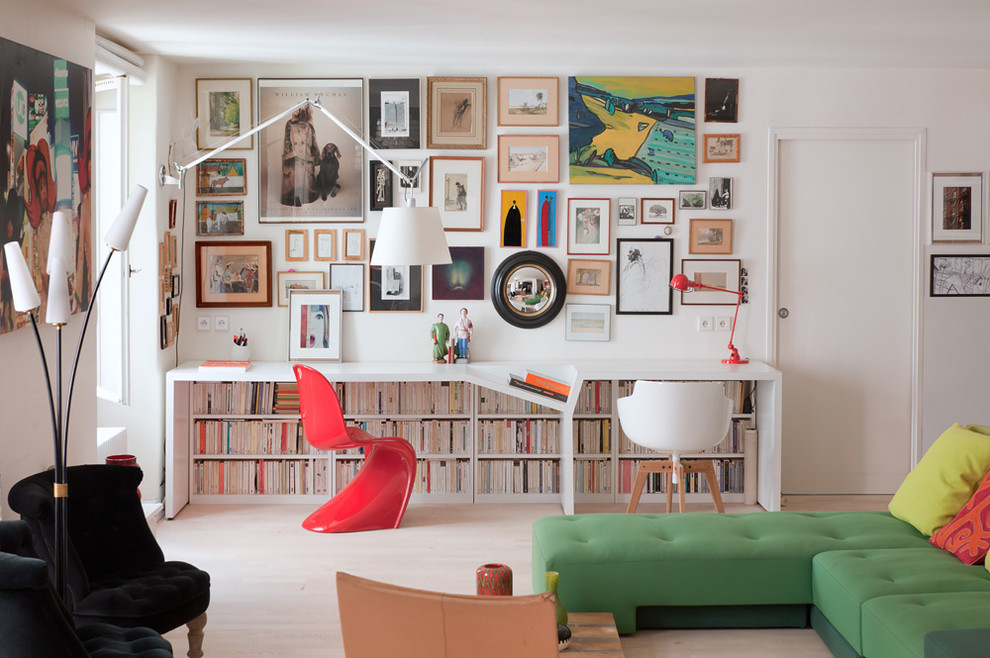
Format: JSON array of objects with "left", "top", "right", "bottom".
[
  {"left": 532, "top": 511, "right": 931, "bottom": 634},
  {"left": 862, "top": 593, "right": 990, "bottom": 658}
]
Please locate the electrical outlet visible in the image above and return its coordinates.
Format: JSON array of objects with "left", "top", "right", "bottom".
[
  {"left": 716, "top": 316, "right": 732, "bottom": 331},
  {"left": 697, "top": 316, "right": 714, "bottom": 331},
  {"left": 214, "top": 316, "right": 229, "bottom": 331},
  {"left": 197, "top": 316, "right": 211, "bottom": 331}
]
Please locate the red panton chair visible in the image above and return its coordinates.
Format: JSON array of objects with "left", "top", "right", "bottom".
[{"left": 293, "top": 364, "right": 417, "bottom": 532}]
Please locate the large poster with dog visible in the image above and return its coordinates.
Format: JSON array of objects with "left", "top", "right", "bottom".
[{"left": 258, "top": 79, "right": 364, "bottom": 223}]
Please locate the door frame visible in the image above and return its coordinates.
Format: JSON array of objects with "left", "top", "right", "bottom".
[{"left": 766, "top": 127, "right": 927, "bottom": 467}]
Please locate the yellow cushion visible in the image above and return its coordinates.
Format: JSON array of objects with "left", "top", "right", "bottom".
[{"left": 889, "top": 423, "right": 990, "bottom": 536}]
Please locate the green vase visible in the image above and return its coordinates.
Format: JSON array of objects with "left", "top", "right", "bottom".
[{"left": 545, "top": 570, "right": 568, "bottom": 625}]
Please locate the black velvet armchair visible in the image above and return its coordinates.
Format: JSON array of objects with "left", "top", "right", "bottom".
[
  {"left": 8, "top": 465, "right": 210, "bottom": 658},
  {"left": 0, "top": 519, "right": 174, "bottom": 658}
]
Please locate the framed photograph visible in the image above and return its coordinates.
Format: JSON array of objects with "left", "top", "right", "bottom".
[
  {"left": 679, "top": 190, "right": 707, "bottom": 209},
  {"left": 930, "top": 254, "right": 990, "bottom": 296},
  {"left": 566, "top": 258, "right": 611, "bottom": 295},
  {"left": 641, "top": 198, "right": 675, "bottom": 224},
  {"left": 196, "top": 78, "right": 253, "bottom": 150},
  {"left": 617, "top": 197, "right": 637, "bottom": 226},
  {"left": 501, "top": 191, "right": 527, "bottom": 247},
  {"left": 426, "top": 76, "right": 487, "bottom": 149},
  {"left": 689, "top": 218, "right": 734, "bottom": 255},
  {"left": 368, "top": 77, "right": 421, "bottom": 150},
  {"left": 397, "top": 159, "right": 426, "bottom": 193},
  {"left": 498, "top": 134, "right": 559, "bottom": 184},
  {"left": 705, "top": 78, "right": 739, "bottom": 123},
  {"left": 285, "top": 229, "right": 308, "bottom": 261},
  {"left": 195, "top": 201, "right": 244, "bottom": 236},
  {"left": 195, "top": 158, "right": 246, "bottom": 195},
  {"left": 314, "top": 229, "right": 337, "bottom": 261},
  {"left": 710, "top": 177, "right": 732, "bottom": 210},
  {"left": 195, "top": 241, "right": 272, "bottom": 308},
  {"left": 368, "top": 240, "right": 423, "bottom": 312},
  {"left": 703, "top": 134, "right": 740, "bottom": 163},
  {"left": 288, "top": 289, "right": 342, "bottom": 361},
  {"left": 432, "top": 246, "right": 485, "bottom": 301},
  {"left": 536, "top": 190, "right": 558, "bottom": 247},
  {"left": 497, "top": 76, "right": 559, "bottom": 127},
  {"left": 429, "top": 156, "right": 484, "bottom": 231},
  {"left": 565, "top": 304, "right": 611, "bottom": 341},
  {"left": 369, "top": 160, "right": 393, "bottom": 211},
  {"left": 679, "top": 259, "right": 742, "bottom": 305},
  {"left": 615, "top": 238, "right": 674, "bottom": 315},
  {"left": 343, "top": 229, "right": 365, "bottom": 260},
  {"left": 567, "top": 198, "right": 611, "bottom": 255},
  {"left": 330, "top": 263, "right": 366, "bottom": 311},
  {"left": 276, "top": 270, "right": 326, "bottom": 307},
  {"left": 932, "top": 172, "right": 984, "bottom": 243},
  {"left": 258, "top": 78, "right": 364, "bottom": 223}
]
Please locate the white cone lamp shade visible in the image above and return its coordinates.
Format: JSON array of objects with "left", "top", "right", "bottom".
[
  {"left": 104, "top": 184, "right": 147, "bottom": 252},
  {"left": 46, "top": 256, "right": 71, "bottom": 325},
  {"left": 3, "top": 241, "right": 42, "bottom": 312},
  {"left": 47, "top": 211, "right": 73, "bottom": 274},
  {"left": 370, "top": 199, "right": 451, "bottom": 266}
]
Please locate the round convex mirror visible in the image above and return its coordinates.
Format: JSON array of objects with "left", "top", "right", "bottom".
[{"left": 490, "top": 251, "right": 566, "bottom": 328}]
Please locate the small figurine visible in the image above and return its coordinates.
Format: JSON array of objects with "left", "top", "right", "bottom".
[
  {"left": 430, "top": 313, "right": 450, "bottom": 364},
  {"left": 453, "top": 307, "right": 473, "bottom": 362}
]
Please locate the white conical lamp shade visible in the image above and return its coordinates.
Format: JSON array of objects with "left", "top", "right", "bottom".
[
  {"left": 3, "top": 241, "right": 41, "bottom": 312},
  {"left": 47, "top": 211, "right": 72, "bottom": 274},
  {"left": 370, "top": 199, "right": 451, "bottom": 266},
  {"left": 46, "top": 256, "right": 71, "bottom": 325},
  {"left": 104, "top": 184, "right": 147, "bottom": 251}
]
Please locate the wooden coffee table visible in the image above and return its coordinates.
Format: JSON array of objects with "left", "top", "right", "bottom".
[{"left": 563, "top": 612, "right": 624, "bottom": 655}]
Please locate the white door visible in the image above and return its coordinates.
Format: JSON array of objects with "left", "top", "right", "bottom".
[{"left": 775, "top": 134, "right": 918, "bottom": 494}]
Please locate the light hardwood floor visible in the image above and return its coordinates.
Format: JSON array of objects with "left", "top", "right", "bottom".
[{"left": 156, "top": 496, "right": 891, "bottom": 657}]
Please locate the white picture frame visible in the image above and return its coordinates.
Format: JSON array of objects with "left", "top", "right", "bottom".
[
  {"left": 565, "top": 304, "right": 611, "bottom": 341},
  {"left": 276, "top": 270, "right": 326, "bottom": 307},
  {"left": 287, "top": 289, "right": 342, "bottom": 361},
  {"left": 330, "top": 263, "right": 365, "bottom": 311},
  {"left": 931, "top": 172, "right": 984, "bottom": 243}
]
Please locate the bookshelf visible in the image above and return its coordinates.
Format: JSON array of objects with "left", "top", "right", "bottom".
[{"left": 165, "top": 360, "right": 781, "bottom": 518}]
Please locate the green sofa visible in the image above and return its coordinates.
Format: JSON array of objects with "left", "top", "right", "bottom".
[{"left": 532, "top": 511, "right": 990, "bottom": 657}]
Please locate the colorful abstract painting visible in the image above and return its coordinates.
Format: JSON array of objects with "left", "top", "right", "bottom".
[
  {"left": 536, "top": 190, "right": 557, "bottom": 247},
  {"left": 568, "top": 76, "right": 695, "bottom": 185}
]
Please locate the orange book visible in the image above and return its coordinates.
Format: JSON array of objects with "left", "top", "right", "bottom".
[{"left": 524, "top": 371, "right": 571, "bottom": 396}]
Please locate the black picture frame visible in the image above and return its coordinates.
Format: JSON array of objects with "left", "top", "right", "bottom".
[
  {"left": 369, "top": 160, "right": 393, "bottom": 212},
  {"left": 368, "top": 239, "right": 423, "bottom": 312},
  {"left": 705, "top": 78, "right": 739, "bottom": 123},
  {"left": 930, "top": 254, "right": 990, "bottom": 297},
  {"left": 368, "top": 77, "right": 421, "bottom": 149},
  {"left": 615, "top": 238, "right": 674, "bottom": 315}
]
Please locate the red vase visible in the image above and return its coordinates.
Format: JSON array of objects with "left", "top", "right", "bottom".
[
  {"left": 476, "top": 563, "right": 512, "bottom": 596},
  {"left": 106, "top": 454, "right": 140, "bottom": 498}
]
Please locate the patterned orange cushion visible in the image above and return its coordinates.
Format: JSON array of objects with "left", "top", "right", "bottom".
[{"left": 930, "top": 469, "right": 990, "bottom": 564}]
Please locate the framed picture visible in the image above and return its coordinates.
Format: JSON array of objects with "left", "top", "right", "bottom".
[
  {"left": 931, "top": 254, "right": 990, "bottom": 296},
  {"left": 285, "top": 229, "right": 308, "bottom": 261},
  {"left": 498, "top": 135, "right": 559, "bottom": 184},
  {"left": 258, "top": 78, "right": 364, "bottom": 223},
  {"left": 566, "top": 258, "right": 611, "bottom": 295},
  {"left": 617, "top": 197, "right": 637, "bottom": 226},
  {"left": 314, "top": 229, "right": 337, "bottom": 261},
  {"left": 932, "top": 172, "right": 984, "bottom": 243},
  {"left": 397, "top": 159, "right": 426, "bottom": 193},
  {"left": 679, "top": 190, "right": 707, "bottom": 209},
  {"left": 536, "top": 190, "right": 558, "bottom": 247},
  {"left": 368, "top": 240, "right": 423, "bottom": 312},
  {"left": 343, "top": 229, "right": 365, "bottom": 260},
  {"left": 501, "top": 191, "right": 527, "bottom": 247},
  {"left": 705, "top": 78, "right": 739, "bottom": 123},
  {"left": 689, "top": 218, "right": 733, "bottom": 255},
  {"left": 426, "top": 76, "right": 487, "bottom": 149},
  {"left": 641, "top": 198, "right": 675, "bottom": 224},
  {"left": 615, "top": 238, "right": 674, "bottom": 315},
  {"left": 276, "top": 270, "right": 326, "bottom": 307},
  {"left": 196, "top": 78, "right": 253, "bottom": 150},
  {"left": 369, "top": 160, "right": 393, "bottom": 211},
  {"left": 195, "top": 241, "right": 272, "bottom": 308},
  {"left": 195, "top": 158, "right": 246, "bottom": 195},
  {"left": 368, "top": 77, "right": 421, "bottom": 149},
  {"left": 429, "top": 156, "right": 484, "bottom": 231},
  {"left": 497, "top": 76, "right": 559, "bottom": 127},
  {"left": 195, "top": 201, "right": 244, "bottom": 236},
  {"left": 432, "top": 246, "right": 485, "bottom": 301},
  {"left": 710, "top": 177, "right": 732, "bottom": 210},
  {"left": 703, "top": 134, "right": 740, "bottom": 163},
  {"left": 679, "top": 259, "right": 742, "bottom": 305},
  {"left": 330, "top": 263, "right": 366, "bottom": 311},
  {"left": 565, "top": 304, "right": 611, "bottom": 341},
  {"left": 567, "top": 198, "right": 611, "bottom": 255},
  {"left": 288, "top": 289, "right": 342, "bottom": 361}
]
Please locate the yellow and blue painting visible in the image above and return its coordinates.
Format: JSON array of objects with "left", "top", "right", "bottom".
[{"left": 568, "top": 76, "right": 695, "bottom": 185}]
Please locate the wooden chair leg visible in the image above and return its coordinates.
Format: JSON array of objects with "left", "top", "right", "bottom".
[
  {"left": 676, "top": 463, "right": 687, "bottom": 513},
  {"left": 702, "top": 461, "right": 726, "bottom": 513},
  {"left": 665, "top": 469, "right": 673, "bottom": 514},
  {"left": 186, "top": 612, "right": 207, "bottom": 658},
  {"left": 626, "top": 466, "right": 650, "bottom": 513}
]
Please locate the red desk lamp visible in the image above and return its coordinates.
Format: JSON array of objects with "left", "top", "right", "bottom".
[{"left": 670, "top": 273, "right": 748, "bottom": 365}]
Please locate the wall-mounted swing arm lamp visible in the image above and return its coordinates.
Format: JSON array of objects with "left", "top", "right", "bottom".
[
  {"left": 160, "top": 95, "right": 450, "bottom": 267},
  {"left": 669, "top": 272, "right": 749, "bottom": 365}
]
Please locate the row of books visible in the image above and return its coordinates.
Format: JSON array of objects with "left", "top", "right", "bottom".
[
  {"left": 574, "top": 458, "right": 613, "bottom": 494},
  {"left": 476, "top": 459, "right": 560, "bottom": 495},
  {"left": 272, "top": 382, "right": 300, "bottom": 414},
  {"left": 333, "top": 457, "right": 471, "bottom": 495},
  {"left": 339, "top": 380, "right": 470, "bottom": 415},
  {"left": 345, "top": 419, "right": 471, "bottom": 454},
  {"left": 574, "top": 379, "right": 613, "bottom": 415},
  {"left": 192, "top": 458, "right": 328, "bottom": 495},
  {"left": 573, "top": 418, "right": 612, "bottom": 454},
  {"left": 477, "top": 387, "right": 557, "bottom": 415},
  {"left": 616, "top": 459, "right": 745, "bottom": 494},
  {"left": 614, "top": 380, "right": 753, "bottom": 415},
  {"left": 619, "top": 421, "right": 755, "bottom": 455},
  {"left": 193, "top": 419, "right": 325, "bottom": 456},
  {"left": 192, "top": 381, "right": 277, "bottom": 415},
  {"left": 476, "top": 419, "right": 561, "bottom": 455}
]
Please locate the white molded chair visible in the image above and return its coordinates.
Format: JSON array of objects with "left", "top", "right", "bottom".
[{"left": 617, "top": 380, "right": 732, "bottom": 514}]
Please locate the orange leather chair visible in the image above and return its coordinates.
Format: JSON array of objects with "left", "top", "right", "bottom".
[
  {"left": 335, "top": 572, "right": 559, "bottom": 657},
  {"left": 293, "top": 364, "right": 417, "bottom": 532}
]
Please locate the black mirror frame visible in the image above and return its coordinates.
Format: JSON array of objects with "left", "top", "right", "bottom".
[{"left": 490, "top": 250, "right": 567, "bottom": 328}]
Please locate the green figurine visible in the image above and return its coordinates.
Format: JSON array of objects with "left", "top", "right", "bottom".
[{"left": 430, "top": 313, "right": 451, "bottom": 363}]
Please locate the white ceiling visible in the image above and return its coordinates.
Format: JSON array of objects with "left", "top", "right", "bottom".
[{"left": 55, "top": 0, "right": 990, "bottom": 70}]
